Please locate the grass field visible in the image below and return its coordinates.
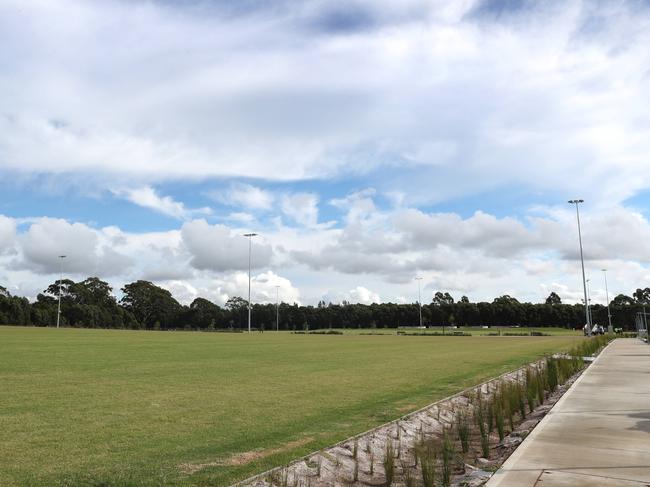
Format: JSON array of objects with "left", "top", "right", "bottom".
[
  {"left": 0, "top": 327, "right": 582, "bottom": 486},
  {"left": 329, "top": 326, "right": 581, "bottom": 336}
]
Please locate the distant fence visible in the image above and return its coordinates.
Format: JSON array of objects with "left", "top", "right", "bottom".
[{"left": 635, "top": 311, "right": 648, "bottom": 342}]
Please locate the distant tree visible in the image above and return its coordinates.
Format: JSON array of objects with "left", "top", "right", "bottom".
[
  {"left": 44, "top": 279, "right": 75, "bottom": 302},
  {"left": 6, "top": 276, "right": 650, "bottom": 332},
  {"left": 492, "top": 295, "right": 520, "bottom": 305},
  {"left": 0, "top": 286, "right": 30, "bottom": 326},
  {"left": 71, "top": 277, "right": 116, "bottom": 307},
  {"left": 120, "top": 280, "right": 181, "bottom": 329},
  {"left": 188, "top": 297, "right": 223, "bottom": 329},
  {"left": 225, "top": 296, "right": 247, "bottom": 311},
  {"left": 545, "top": 292, "right": 562, "bottom": 305},
  {"left": 633, "top": 288, "right": 650, "bottom": 304},
  {"left": 612, "top": 294, "right": 635, "bottom": 306},
  {"left": 432, "top": 292, "right": 455, "bottom": 305},
  {"left": 225, "top": 296, "right": 248, "bottom": 329}
]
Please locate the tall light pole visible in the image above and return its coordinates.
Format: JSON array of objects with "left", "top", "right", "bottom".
[
  {"left": 244, "top": 233, "right": 258, "bottom": 333},
  {"left": 56, "top": 255, "right": 66, "bottom": 329},
  {"left": 275, "top": 285, "right": 280, "bottom": 332},
  {"left": 568, "top": 199, "right": 591, "bottom": 336},
  {"left": 602, "top": 269, "right": 613, "bottom": 333},
  {"left": 415, "top": 277, "right": 423, "bottom": 328},
  {"left": 586, "top": 278, "right": 593, "bottom": 330}
]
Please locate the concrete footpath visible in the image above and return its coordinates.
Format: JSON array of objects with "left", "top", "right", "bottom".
[{"left": 487, "top": 338, "right": 650, "bottom": 487}]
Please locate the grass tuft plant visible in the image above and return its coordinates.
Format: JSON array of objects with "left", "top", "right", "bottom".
[
  {"left": 546, "top": 357, "right": 558, "bottom": 392},
  {"left": 487, "top": 398, "right": 494, "bottom": 433},
  {"left": 525, "top": 368, "right": 537, "bottom": 413},
  {"left": 494, "top": 395, "right": 505, "bottom": 442},
  {"left": 441, "top": 430, "right": 454, "bottom": 487},
  {"left": 474, "top": 393, "right": 490, "bottom": 458},
  {"left": 383, "top": 441, "right": 395, "bottom": 486},
  {"left": 401, "top": 460, "right": 414, "bottom": 487},
  {"left": 456, "top": 410, "right": 470, "bottom": 454},
  {"left": 418, "top": 447, "right": 436, "bottom": 487}
]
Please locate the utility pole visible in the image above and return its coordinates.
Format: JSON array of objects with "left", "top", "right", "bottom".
[
  {"left": 568, "top": 200, "right": 591, "bottom": 336},
  {"left": 415, "top": 277, "right": 423, "bottom": 328},
  {"left": 275, "top": 285, "right": 280, "bottom": 332},
  {"left": 586, "top": 278, "right": 593, "bottom": 331},
  {"left": 56, "top": 255, "right": 66, "bottom": 329},
  {"left": 244, "top": 233, "right": 258, "bottom": 333},
  {"left": 602, "top": 269, "right": 613, "bottom": 333}
]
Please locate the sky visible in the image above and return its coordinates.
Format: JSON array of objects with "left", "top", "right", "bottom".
[{"left": 1, "top": 0, "right": 650, "bottom": 307}]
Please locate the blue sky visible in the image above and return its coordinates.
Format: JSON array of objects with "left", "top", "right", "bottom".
[{"left": 1, "top": 0, "right": 650, "bottom": 307}]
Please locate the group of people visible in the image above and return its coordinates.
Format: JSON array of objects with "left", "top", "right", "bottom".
[{"left": 583, "top": 323, "right": 606, "bottom": 335}]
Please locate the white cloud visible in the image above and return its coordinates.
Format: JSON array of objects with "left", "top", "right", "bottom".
[
  {"left": 181, "top": 219, "right": 272, "bottom": 272},
  {"left": 2, "top": 0, "right": 650, "bottom": 206},
  {"left": 349, "top": 286, "right": 381, "bottom": 304},
  {"left": 156, "top": 271, "right": 300, "bottom": 306},
  {"left": 116, "top": 186, "right": 211, "bottom": 220},
  {"left": 4, "top": 1, "right": 650, "bottom": 307},
  {"left": 217, "top": 270, "right": 300, "bottom": 306},
  {"left": 281, "top": 192, "right": 319, "bottom": 227},
  {"left": 17, "top": 217, "right": 133, "bottom": 276},
  {"left": 321, "top": 286, "right": 381, "bottom": 305},
  {"left": 3, "top": 200, "right": 650, "bottom": 307},
  {"left": 226, "top": 212, "right": 256, "bottom": 224},
  {"left": 0, "top": 216, "right": 17, "bottom": 254},
  {"left": 210, "top": 184, "right": 274, "bottom": 210}
]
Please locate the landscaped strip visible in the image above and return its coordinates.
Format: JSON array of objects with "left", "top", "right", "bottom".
[{"left": 236, "top": 335, "right": 612, "bottom": 487}]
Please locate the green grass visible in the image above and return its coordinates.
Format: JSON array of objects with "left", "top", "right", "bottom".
[
  {"left": 0, "top": 327, "right": 581, "bottom": 486},
  {"left": 316, "top": 326, "right": 580, "bottom": 336}
]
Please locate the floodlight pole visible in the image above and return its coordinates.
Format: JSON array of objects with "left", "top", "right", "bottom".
[
  {"left": 56, "top": 255, "right": 66, "bottom": 329},
  {"left": 602, "top": 269, "right": 613, "bottom": 333},
  {"left": 586, "top": 278, "right": 593, "bottom": 329},
  {"left": 568, "top": 199, "right": 591, "bottom": 336},
  {"left": 415, "top": 277, "right": 423, "bottom": 328},
  {"left": 275, "top": 285, "right": 280, "bottom": 332},
  {"left": 244, "top": 233, "right": 258, "bottom": 333}
]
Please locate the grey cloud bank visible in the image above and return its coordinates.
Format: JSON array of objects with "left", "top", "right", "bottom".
[
  {"left": 1, "top": 0, "right": 650, "bottom": 306},
  {"left": 1, "top": 0, "right": 650, "bottom": 205}
]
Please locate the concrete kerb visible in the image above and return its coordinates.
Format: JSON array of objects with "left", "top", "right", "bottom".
[{"left": 230, "top": 354, "right": 574, "bottom": 487}]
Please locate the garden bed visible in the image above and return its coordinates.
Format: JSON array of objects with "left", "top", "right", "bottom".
[{"left": 235, "top": 336, "right": 611, "bottom": 487}]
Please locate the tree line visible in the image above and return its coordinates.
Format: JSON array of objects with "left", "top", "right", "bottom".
[{"left": 0, "top": 279, "right": 647, "bottom": 331}]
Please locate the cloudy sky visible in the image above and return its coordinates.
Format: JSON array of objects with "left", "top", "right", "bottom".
[{"left": 1, "top": 0, "right": 650, "bottom": 307}]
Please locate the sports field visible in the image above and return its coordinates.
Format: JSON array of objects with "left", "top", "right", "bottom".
[
  {"left": 332, "top": 326, "right": 580, "bottom": 336},
  {"left": 0, "top": 327, "right": 581, "bottom": 486}
]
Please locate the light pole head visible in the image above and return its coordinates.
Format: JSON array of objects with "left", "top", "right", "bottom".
[
  {"left": 59, "top": 255, "right": 66, "bottom": 259},
  {"left": 568, "top": 199, "right": 584, "bottom": 204},
  {"left": 243, "top": 233, "right": 258, "bottom": 237}
]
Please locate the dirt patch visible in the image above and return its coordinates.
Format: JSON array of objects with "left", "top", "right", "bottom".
[
  {"left": 179, "top": 437, "right": 314, "bottom": 475},
  {"left": 396, "top": 404, "right": 418, "bottom": 413}
]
